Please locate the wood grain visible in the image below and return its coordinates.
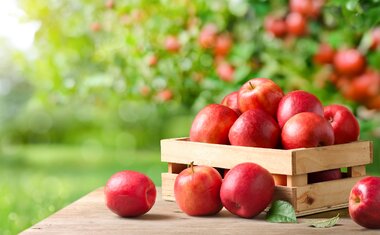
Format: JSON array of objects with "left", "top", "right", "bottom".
[
  {"left": 161, "top": 138, "right": 373, "bottom": 175},
  {"left": 21, "top": 187, "right": 377, "bottom": 235}
]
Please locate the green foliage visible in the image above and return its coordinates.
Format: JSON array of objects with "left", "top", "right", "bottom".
[{"left": 9, "top": 0, "right": 380, "bottom": 146}]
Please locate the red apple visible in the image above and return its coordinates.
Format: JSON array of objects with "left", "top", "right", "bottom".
[
  {"left": 264, "top": 16, "right": 287, "bottom": 38},
  {"left": 308, "top": 169, "right": 342, "bottom": 184},
  {"left": 365, "top": 94, "right": 380, "bottom": 110},
  {"left": 104, "top": 170, "right": 156, "bottom": 217},
  {"left": 174, "top": 164, "right": 223, "bottom": 216},
  {"left": 286, "top": 12, "right": 308, "bottom": 36},
  {"left": 281, "top": 112, "right": 334, "bottom": 149},
  {"left": 199, "top": 24, "right": 218, "bottom": 49},
  {"left": 324, "top": 104, "right": 360, "bottom": 144},
  {"left": 190, "top": 104, "right": 239, "bottom": 144},
  {"left": 105, "top": 0, "right": 114, "bottom": 9},
  {"left": 229, "top": 109, "right": 280, "bottom": 148},
  {"left": 238, "top": 78, "right": 284, "bottom": 117},
  {"left": 220, "top": 162, "right": 275, "bottom": 218},
  {"left": 90, "top": 22, "right": 101, "bottom": 32},
  {"left": 156, "top": 89, "right": 173, "bottom": 102},
  {"left": 147, "top": 55, "right": 158, "bottom": 67},
  {"left": 277, "top": 90, "right": 324, "bottom": 128},
  {"left": 214, "top": 33, "right": 232, "bottom": 57},
  {"left": 370, "top": 27, "right": 380, "bottom": 51},
  {"left": 289, "top": 0, "right": 324, "bottom": 18},
  {"left": 349, "top": 176, "right": 380, "bottom": 229},
  {"left": 220, "top": 91, "right": 241, "bottom": 115},
  {"left": 313, "top": 43, "right": 335, "bottom": 65},
  {"left": 333, "top": 49, "right": 366, "bottom": 76},
  {"left": 216, "top": 62, "right": 235, "bottom": 82},
  {"left": 339, "top": 69, "right": 380, "bottom": 102},
  {"left": 165, "top": 36, "right": 181, "bottom": 52}
]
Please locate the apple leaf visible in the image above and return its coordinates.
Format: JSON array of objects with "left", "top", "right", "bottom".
[
  {"left": 265, "top": 200, "right": 297, "bottom": 223},
  {"left": 309, "top": 214, "right": 340, "bottom": 228}
]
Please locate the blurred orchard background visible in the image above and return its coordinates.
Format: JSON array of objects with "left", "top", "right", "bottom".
[{"left": 1, "top": 0, "right": 380, "bottom": 233}]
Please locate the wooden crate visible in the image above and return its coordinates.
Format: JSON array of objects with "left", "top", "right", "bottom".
[{"left": 160, "top": 138, "right": 373, "bottom": 217}]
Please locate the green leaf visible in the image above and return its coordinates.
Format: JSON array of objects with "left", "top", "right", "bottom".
[
  {"left": 309, "top": 214, "right": 340, "bottom": 228},
  {"left": 266, "top": 200, "right": 297, "bottom": 223}
]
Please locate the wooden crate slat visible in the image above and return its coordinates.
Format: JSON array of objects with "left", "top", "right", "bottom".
[
  {"left": 292, "top": 141, "right": 373, "bottom": 174},
  {"left": 294, "top": 176, "right": 365, "bottom": 212},
  {"left": 161, "top": 138, "right": 293, "bottom": 175}
]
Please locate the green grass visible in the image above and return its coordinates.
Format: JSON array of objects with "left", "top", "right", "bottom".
[{"left": 0, "top": 144, "right": 165, "bottom": 235}]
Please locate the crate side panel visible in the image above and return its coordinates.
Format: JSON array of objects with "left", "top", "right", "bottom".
[
  {"left": 293, "top": 141, "right": 372, "bottom": 174},
  {"left": 161, "top": 173, "right": 176, "bottom": 201},
  {"left": 294, "top": 176, "right": 365, "bottom": 212},
  {"left": 161, "top": 138, "right": 293, "bottom": 175}
]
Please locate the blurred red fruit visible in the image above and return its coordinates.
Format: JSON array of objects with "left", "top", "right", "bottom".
[
  {"left": 370, "top": 27, "right": 380, "bottom": 50},
  {"left": 139, "top": 86, "right": 151, "bottom": 97},
  {"left": 214, "top": 34, "right": 232, "bottom": 57},
  {"left": 90, "top": 22, "right": 101, "bottom": 32},
  {"left": 105, "top": 0, "right": 114, "bottom": 9},
  {"left": 199, "top": 24, "right": 218, "bottom": 49},
  {"left": 313, "top": 43, "right": 335, "bottom": 65},
  {"left": 340, "top": 70, "right": 380, "bottom": 101},
  {"left": 147, "top": 55, "right": 158, "bottom": 67},
  {"left": 157, "top": 89, "right": 173, "bottom": 102},
  {"left": 286, "top": 12, "right": 308, "bottom": 36},
  {"left": 264, "top": 16, "right": 287, "bottom": 38},
  {"left": 217, "top": 62, "right": 235, "bottom": 82},
  {"left": 365, "top": 94, "right": 380, "bottom": 110},
  {"left": 165, "top": 36, "right": 181, "bottom": 52},
  {"left": 290, "top": 0, "right": 324, "bottom": 18},
  {"left": 333, "top": 49, "right": 366, "bottom": 76}
]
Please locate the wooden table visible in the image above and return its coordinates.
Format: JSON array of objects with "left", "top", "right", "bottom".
[{"left": 22, "top": 187, "right": 379, "bottom": 235}]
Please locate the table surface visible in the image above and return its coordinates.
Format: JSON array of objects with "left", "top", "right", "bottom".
[{"left": 21, "top": 187, "right": 380, "bottom": 235}]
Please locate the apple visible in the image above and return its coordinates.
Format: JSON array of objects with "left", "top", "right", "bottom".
[
  {"left": 216, "top": 62, "right": 235, "bottom": 82},
  {"left": 281, "top": 112, "right": 334, "bottom": 149},
  {"left": 365, "top": 94, "right": 380, "bottom": 110},
  {"left": 90, "top": 22, "right": 101, "bottom": 32},
  {"left": 370, "top": 27, "right": 380, "bottom": 51},
  {"left": 220, "top": 91, "right": 241, "bottom": 115},
  {"left": 286, "top": 12, "right": 308, "bottom": 36},
  {"left": 105, "top": 0, "right": 114, "bottom": 9},
  {"left": 349, "top": 176, "right": 380, "bottom": 229},
  {"left": 220, "top": 162, "right": 275, "bottom": 218},
  {"left": 229, "top": 109, "right": 280, "bottom": 148},
  {"left": 264, "top": 16, "right": 287, "bottom": 38},
  {"left": 339, "top": 69, "right": 380, "bottom": 102},
  {"left": 147, "top": 55, "right": 158, "bottom": 67},
  {"left": 156, "top": 89, "right": 173, "bottom": 102},
  {"left": 238, "top": 78, "right": 284, "bottom": 117},
  {"left": 313, "top": 43, "right": 335, "bottom": 65},
  {"left": 139, "top": 85, "right": 151, "bottom": 97},
  {"left": 289, "top": 0, "right": 324, "bottom": 18},
  {"left": 104, "top": 170, "right": 156, "bottom": 217},
  {"left": 199, "top": 24, "right": 218, "bottom": 49},
  {"left": 190, "top": 104, "right": 239, "bottom": 144},
  {"left": 165, "top": 36, "right": 181, "bottom": 52},
  {"left": 214, "top": 33, "right": 232, "bottom": 57},
  {"left": 308, "top": 169, "right": 342, "bottom": 184},
  {"left": 174, "top": 163, "right": 223, "bottom": 216},
  {"left": 333, "top": 49, "right": 366, "bottom": 76},
  {"left": 324, "top": 104, "right": 360, "bottom": 144},
  {"left": 277, "top": 90, "right": 324, "bottom": 128}
]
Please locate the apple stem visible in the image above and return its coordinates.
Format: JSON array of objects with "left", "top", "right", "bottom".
[
  {"left": 249, "top": 81, "right": 255, "bottom": 89},
  {"left": 189, "top": 161, "right": 194, "bottom": 174}
]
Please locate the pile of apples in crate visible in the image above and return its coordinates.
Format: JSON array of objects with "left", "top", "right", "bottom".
[
  {"left": 102, "top": 78, "right": 380, "bottom": 230},
  {"left": 190, "top": 78, "right": 359, "bottom": 185}
]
